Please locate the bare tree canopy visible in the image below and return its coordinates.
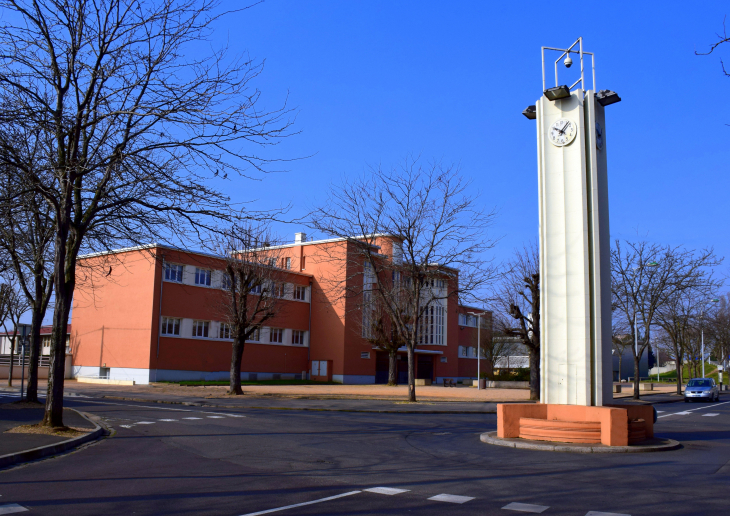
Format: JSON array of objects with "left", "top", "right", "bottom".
[
  {"left": 492, "top": 241, "right": 540, "bottom": 400},
  {"left": 611, "top": 239, "right": 722, "bottom": 399},
  {"left": 311, "top": 159, "right": 498, "bottom": 401},
  {"left": 216, "top": 222, "right": 287, "bottom": 395},
  {"left": 0, "top": 0, "right": 296, "bottom": 427}
]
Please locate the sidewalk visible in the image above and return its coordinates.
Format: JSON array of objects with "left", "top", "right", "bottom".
[{"left": 0, "top": 403, "right": 96, "bottom": 457}]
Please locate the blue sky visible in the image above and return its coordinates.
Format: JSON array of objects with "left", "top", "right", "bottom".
[{"left": 209, "top": 0, "right": 730, "bottom": 273}]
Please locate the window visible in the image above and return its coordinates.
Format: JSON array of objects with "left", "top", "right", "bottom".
[
  {"left": 459, "top": 346, "right": 467, "bottom": 357},
  {"left": 273, "top": 282, "right": 286, "bottom": 298},
  {"left": 192, "top": 320, "right": 209, "bottom": 338},
  {"left": 250, "top": 282, "right": 262, "bottom": 294},
  {"left": 440, "top": 356, "right": 447, "bottom": 363},
  {"left": 361, "top": 351, "right": 370, "bottom": 359},
  {"left": 419, "top": 303, "right": 445, "bottom": 345},
  {"left": 161, "top": 317, "right": 181, "bottom": 336},
  {"left": 221, "top": 274, "right": 232, "bottom": 290},
  {"left": 301, "top": 256, "right": 306, "bottom": 270},
  {"left": 363, "top": 261, "right": 375, "bottom": 285},
  {"left": 194, "top": 268, "right": 211, "bottom": 286},
  {"left": 292, "top": 330, "right": 305, "bottom": 345},
  {"left": 219, "top": 323, "right": 232, "bottom": 339},
  {"left": 268, "top": 258, "right": 277, "bottom": 267},
  {"left": 281, "top": 257, "right": 291, "bottom": 270},
  {"left": 247, "top": 328, "right": 261, "bottom": 342},
  {"left": 164, "top": 263, "right": 183, "bottom": 282},
  {"left": 294, "top": 285, "right": 307, "bottom": 301},
  {"left": 269, "top": 328, "right": 283, "bottom": 343},
  {"left": 361, "top": 290, "right": 374, "bottom": 339}
]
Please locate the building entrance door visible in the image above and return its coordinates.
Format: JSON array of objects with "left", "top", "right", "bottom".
[{"left": 416, "top": 355, "right": 434, "bottom": 381}]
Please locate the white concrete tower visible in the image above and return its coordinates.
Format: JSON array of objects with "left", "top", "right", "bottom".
[{"left": 527, "top": 39, "right": 619, "bottom": 406}]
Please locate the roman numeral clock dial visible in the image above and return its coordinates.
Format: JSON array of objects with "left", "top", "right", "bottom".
[{"left": 548, "top": 118, "right": 577, "bottom": 147}]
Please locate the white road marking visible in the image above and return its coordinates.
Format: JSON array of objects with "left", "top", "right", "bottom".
[
  {"left": 364, "top": 487, "right": 409, "bottom": 495},
  {"left": 428, "top": 494, "right": 474, "bottom": 504},
  {"left": 239, "top": 491, "right": 361, "bottom": 516},
  {"left": 585, "top": 512, "right": 630, "bottom": 516},
  {"left": 702, "top": 413, "right": 720, "bottom": 417},
  {"left": 673, "top": 412, "right": 691, "bottom": 416},
  {"left": 0, "top": 504, "right": 29, "bottom": 514},
  {"left": 120, "top": 425, "right": 134, "bottom": 428},
  {"left": 183, "top": 417, "right": 203, "bottom": 420},
  {"left": 68, "top": 397, "right": 246, "bottom": 418},
  {"left": 658, "top": 400, "right": 730, "bottom": 418},
  {"left": 158, "top": 419, "right": 178, "bottom": 422},
  {"left": 207, "top": 415, "right": 225, "bottom": 418},
  {"left": 136, "top": 421, "right": 155, "bottom": 425},
  {"left": 656, "top": 411, "right": 665, "bottom": 413},
  {"left": 502, "top": 502, "right": 550, "bottom": 513}
]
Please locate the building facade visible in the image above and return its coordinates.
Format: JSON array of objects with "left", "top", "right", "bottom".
[{"left": 69, "top": 233, "right": 490, "bottom": 384}]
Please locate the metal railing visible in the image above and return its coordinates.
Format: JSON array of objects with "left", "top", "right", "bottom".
[{"left": 0, "top": 354, "right": 51, "bottom": 367}]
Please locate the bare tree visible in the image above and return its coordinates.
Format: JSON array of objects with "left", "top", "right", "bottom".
[
  {"left": 0, "top": 158, "right": 55, "bottom": 403},
  {"left": 480, "top": 313, "right": 514, "bottom": 381},
  {"left": 0, "top": 280, "right": 31, "bottom": 387},
  {"left": 611, "top": 320, "right": 632, "bottom": 382},
  {"left": 708, "top": 293, "right": 730, "bottom": 371},
  {"left": 0, "top": 0, "right": 295, "bottom": 427},
  {"left": 696, "top": 17, "right": 730, "bottom": 76},
  {"left": 611, "top": 240, "right": 722, "bottom": 400},
  {"left": 493, "top": 242, "right": 540, "bottom": 400},
  {"left": 363, "top": 297, "right": 407, "bottom": 386},
  {"left": 218, "top": 224, "right": 287, "bottom": 395},
  {"left": 311, "top": 160, "right": 498, "bottom": 402}
]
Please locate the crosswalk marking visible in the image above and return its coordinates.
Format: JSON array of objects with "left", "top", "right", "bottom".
[
  {"left": 364, "top": 487, "right": 409, "bottom": 495},
  {"left": 0, "top": 503, "right": 29, "bottom": 514},
  {"left": 158, "top": 419, "right": 178, "bottom": 422},
  {"left": 585, "top": 511, "right": 630, "bottom": 516},
  {"left": 702, "top": 413, "right": 720, "bottom": 417},
  {"left": 673, "top": 411, "right": 691, "bottom": 415},
  {"left": 183, "top": 417, "right": 202, "bottom": 420},
  {"left": 428, "top": 494, "right": 474, "bottom": 504},
  {"left": 503, "top": 502, "right": 550, "bottom": 513},
  {"left": 136, "top": 421, "right": 155, "bottom": 425},
  {"left": 207, "top": 415, "right": 225, "bottom": 419}
]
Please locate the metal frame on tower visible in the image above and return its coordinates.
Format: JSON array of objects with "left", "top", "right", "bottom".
[{"left": 541, "top": 37, "right": 596, "bottom": 93}]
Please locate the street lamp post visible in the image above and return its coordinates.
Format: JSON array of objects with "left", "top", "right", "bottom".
[{"left": 468, "top": 311, "right": 487, "bottom": 390}]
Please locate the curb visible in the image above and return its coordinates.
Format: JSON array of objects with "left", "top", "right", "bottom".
[
  {"left": 479, "top": 431, "right": 681, "bottom": 454},
  {"left": 0, "top": 409, "right": 106, "bottom": 470},
  {"left": 95, "top": 395, "right": 500, "bottom": 414}
]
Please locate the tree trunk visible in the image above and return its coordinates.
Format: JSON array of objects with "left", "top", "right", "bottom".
[
  {"left": 229, "top": 336, "right": 244, "bottom": 395},
  {"left": 26, "top": 307, "right": 44, "bottom": 403},
  {"left": 43, "top": 291, "right": 71, "bottom": 428},
  {"left": 407, "top": 344, "right": 416, "bottom": 402},
  {"left": 387, "top": 350, "right": 397, "bottom": 386},
  {"left": 528, "top": 346, "right": 540, "bottom": 401},
  {"left": 632, "top": 353, "right": 641, "bottom": 400},
  {"left": 7, "top": 336, "right": 14, "bottom": 387},
  {"left": 618, "top": 354, "right": 622, "bottom": 382}
]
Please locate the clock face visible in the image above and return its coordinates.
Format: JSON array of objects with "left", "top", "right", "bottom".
[
  {"left": 549, "top": 118, "right": 577, "bottom": 147},
  {"left": 595, "top": 122, "right": 603, "bottom": 150}
]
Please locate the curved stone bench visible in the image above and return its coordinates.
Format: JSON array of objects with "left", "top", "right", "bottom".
[{"left": 519, "top": 417, "right": 601, "bottom": 444}]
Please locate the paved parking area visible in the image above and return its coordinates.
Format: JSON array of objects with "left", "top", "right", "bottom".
[{"left": 0, "top": 391, "right": 728, "bottom": 515}]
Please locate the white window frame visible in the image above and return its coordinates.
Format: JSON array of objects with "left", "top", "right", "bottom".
[
  {"left": 291, "top": 329, "right": 305, "bottom": 345},
  {"left": 161, "top": 317, "right": 181, "bottom": 336},
  {"left": 164, "top": 263, "right": 184, "bottom": 282},
  {"left": 194, "top": 268, "right": 212, "bottom": 286},
  {"left": 219, "top": 322, "right": 232, "bottom": 339},
  {"left": 220, "top": 273, "right": 232, "bottom": 290},
  {"left": 192, "top": 320, "right": 210, "bottom": 338},
  {"left": 294, "top": 285, "right": 307, "bottom": 301},
  {"left": 269, "top": 327, "right": 283, "bottom": 344},
  {"left": 247, "top": 327, "right": 261, "bottom": 342}
]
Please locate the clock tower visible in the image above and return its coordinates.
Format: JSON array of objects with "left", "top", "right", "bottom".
[{"left": 490, "top": 39, "right": 657, "bottom": 448}]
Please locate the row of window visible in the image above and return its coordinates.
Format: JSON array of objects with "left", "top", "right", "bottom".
[
  {"left": 161, "top": 317, "right": 307, "bottom": 345},
  {"left": 164, "top": 263, "right": 309, "bottom": 301},
  {"left": 458, "top": 313, "right": 486, "bottom": 328}
]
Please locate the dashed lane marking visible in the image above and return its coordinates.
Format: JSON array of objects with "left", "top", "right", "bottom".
[
  {"left": 136, "top": 422, "right": 155, "bottom": 425},
  {"left": 158, "top": 419, "right": 178, "bottom": 422},
  {"left": 702, "top": 413, "right": 720, "bottom": 417},
  {"left": 183, "top": 417, "right": 203, "bottom": 420},
  {"left": 207, "top": 416, "right": 225, "bottom": 419},
  {"left": 428, "top": 494, "right": 474, "bottom": 504},
  {"left": 120, "top": 425, "right": 134, "bottom": 428},
  {"left": 364, "top": 487, "right": 410, "bottom": 495},
  {"left": 585, "top": 512, "right": 630, "bottom": 516},
  {"left": 502, "top": 502, "right": 550, "bottom": 513},
  {"left": 0, "top": 504, "right": 29, "bottom": 514},
  {"left": 673, "top": 412, "right": 691, "bottom": 416},
  {"left": 239, "top": 491, "right": 361, "bottom": 516}
]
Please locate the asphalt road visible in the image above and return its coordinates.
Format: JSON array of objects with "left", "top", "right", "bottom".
[{"left": 0, "top": 391, "right": 728, "bottom": 516}]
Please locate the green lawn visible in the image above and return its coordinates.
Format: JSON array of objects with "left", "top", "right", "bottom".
[{"left": 654, "top": 363, "right": 727, "bottom": 384}]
